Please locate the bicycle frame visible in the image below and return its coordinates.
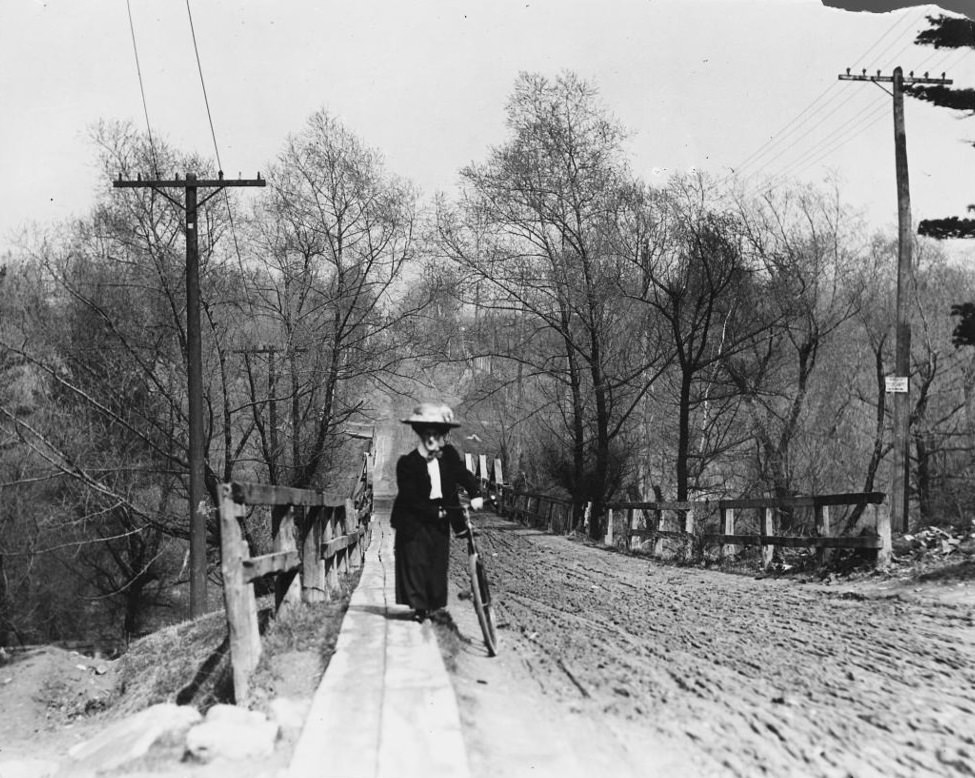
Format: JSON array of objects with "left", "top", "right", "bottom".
[{"left": 448, "top": 504, "right": 499, "bottom": 656}]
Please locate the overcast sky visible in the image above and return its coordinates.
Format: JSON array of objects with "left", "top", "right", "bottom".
[{"left": 2, "top": 0, "right": 975, "bottom": 250}]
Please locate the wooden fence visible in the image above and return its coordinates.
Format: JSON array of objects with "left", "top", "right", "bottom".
[
  {"left": 502, "top": 490, "right": 576, "bottom": 534},
  {"left": 604, "top": 492, "right": 890, "bottom": 567},
  {"left": 465, "top": 452, "right": 506, "bottom": 506},
  {"left": 494, "top": 484, "right": 890, "bottom": 568},
  {"left": 219, "top": 450, "right": 373, "bottom": 702}
]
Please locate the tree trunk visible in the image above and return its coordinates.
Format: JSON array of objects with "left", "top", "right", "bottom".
[{"left": 676, "top": 370, "right": 692, "bottom": 502}]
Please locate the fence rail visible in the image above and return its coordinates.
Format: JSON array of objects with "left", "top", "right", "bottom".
[
  {"left": 606, "top": 491, "right": 889, "bottom": 567},
  {"left": 219, "top": 449, "right": 373, "bottom": 702},
  {"left": 488, "top": 476, "right": 891, "bottom": 568},
  {"left": 502, "top": 490, "right": 576, "bottom": 534}
]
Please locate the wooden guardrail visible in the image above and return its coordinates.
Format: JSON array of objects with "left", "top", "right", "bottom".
[
  {"left": 496, "top": 485, "right": 890, "bottom": 568},
  {"left": 502, "top": 490, "right": 575, "bottom": 534},
  {"left": 468, "top": 453, "right": 575, "bottom": 532},
  {"left": 465, "top": 452, "right": 507, "bottom": 508},
  {"left": 468, "top": 448, "right": 890, "bottom": 567},
  {"left": 219, "top": 452, "right": 373, "bottom": 702},
  {"left": 604, "top": 492, "right": 890, "bottom": 567}
]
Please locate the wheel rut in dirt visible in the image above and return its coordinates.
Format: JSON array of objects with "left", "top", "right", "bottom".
[{"left": 447, "top": 513, "right": 975, "bottom": 777}]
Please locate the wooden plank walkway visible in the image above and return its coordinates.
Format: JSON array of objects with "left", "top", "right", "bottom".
[{"left": 287, "top": 427, "right": 470, "bottom": 778}]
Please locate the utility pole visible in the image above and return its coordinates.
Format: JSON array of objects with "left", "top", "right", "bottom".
[
  {"left": 114, "top": 171, "right": 266, "bottom": 617},
  {"left": 838, "top": 67, "right": 951, "bottom": 534}
]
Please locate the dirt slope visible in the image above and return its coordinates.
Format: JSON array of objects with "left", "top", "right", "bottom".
[
  {"left": 444, "top": 513, "right": 975, "bottom": 777},
  {"left": 0, "top": 646, "right": 118, "bottom": 761}
]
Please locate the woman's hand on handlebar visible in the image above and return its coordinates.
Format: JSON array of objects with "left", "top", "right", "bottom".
[{"left": 470, "top": 496, "right": 484, "bottom": 511}]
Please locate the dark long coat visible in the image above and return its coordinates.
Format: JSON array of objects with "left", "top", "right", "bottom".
[{"left": 390, "top": 444, "right": 480, "bottom": 611}]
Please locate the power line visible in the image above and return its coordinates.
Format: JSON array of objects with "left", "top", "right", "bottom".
[
  {"left": 738, "top": 87, "right": 872, "bottom": 187},
  {"left": 184, "top": 0, "right": 255, "bottom": 312},
  {"left": 772, "top": 49, "right": 961, "bottom": 185},
  {"left": 726, "top": 10, "right": 930, "bottom": 185},
  {"left": 186, "top": 0, "right": 222, "bottom": 172},
  {"left": 849, "top": 7, "right": 922, "bottom": 70},
  {"left": 779, "top": 101, "right": 889, "bottom": 184},
  {"left": 723, "top": 83, "right": 840, "bottom": 180},
  {"left": 850, "top": 8, "right": 926, "bottom": 72},
  {"left": 737, "top": 101, "right": 889, "bottom": 203},
  {"left": 731, "top": 19, "right": 968, "bottom": 201},
  {"left": 126, "top": 0, "right": 159, "bottom": 175}
]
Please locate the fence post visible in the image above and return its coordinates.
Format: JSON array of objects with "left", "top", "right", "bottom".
[
  {"left": 323, "top": 508, "right": 337, "bottom": 600},
  {"left": 653, "top": 508, "right": 665, "bottom": 557},
  {"left": 816, "top": 504, "right": 833, "bottom": 564},
  {"left": 721, "top": 507, "right": 737, "bottom": 560},
  {"left": 478, "top": 454, "right": 489, "bottom": 493},
  {"left": 874, "top": 498, "right": 892, "bottom": 567},
  {"left": 302, "top": 506, "right": 326, "bottom": 603},
  {"left": 684, "top": 508, "right": 695, "bottom": 560},
  {"left": 761, "top": 507, "right": 775, "bottom": 569},
  {"left": 628, "top": 508, "right": 639, "bottom": 551},
  {"left": 605, "top": 507, "right": 614, "bottom": 546},
  {"left": 340, "top": 500, "right": 352, "bottom": 577},
  {"left": 219, "top": 484, "right": 260, "bottom": 704},
  {"left": 494, "top": 458, "right": 505, "bottom": 511},
  {"left": 359, "top": 506, "right": 370, "bottom": 564},
  {"left": 344, "top": 499, "right": 359, "bottom": 572},
  {"left": 272, "top": 504, "right": 302, "bottom": 610}
]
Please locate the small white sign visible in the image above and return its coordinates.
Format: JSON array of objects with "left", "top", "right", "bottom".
[{"left": 885, "top": 376, "right": 909, "bottom": 393}]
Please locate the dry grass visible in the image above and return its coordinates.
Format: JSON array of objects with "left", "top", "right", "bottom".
[
  {"left": 247, "top": 571, "right": 361, "bottom": 711},
  {"left": 104, "top": 569, "right": 362, "bottom": 721},
  {"left": 111, "top": 610, "right": 232, "bottom": 715}
]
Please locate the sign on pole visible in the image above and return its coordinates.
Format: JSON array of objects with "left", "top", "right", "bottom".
[{"left": 885, "top": 376, "right": 909, "bottom": 394}]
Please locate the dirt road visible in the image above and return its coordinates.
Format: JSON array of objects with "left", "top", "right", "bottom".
[{"left": 444, "top": 513, "right": 975, "bottom": 777}]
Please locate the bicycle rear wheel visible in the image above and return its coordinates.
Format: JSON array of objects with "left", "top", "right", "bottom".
[{"left": 468, "top": 553, "right": 498, "bottom": 656}]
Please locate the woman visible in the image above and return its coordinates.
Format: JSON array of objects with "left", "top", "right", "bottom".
[{"left": 391, "top": 403, "right": 484, "bottom": 622}]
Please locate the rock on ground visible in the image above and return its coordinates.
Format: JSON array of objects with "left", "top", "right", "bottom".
[{"left": 66, "top": 702, "right": 202, "bottom": 772}]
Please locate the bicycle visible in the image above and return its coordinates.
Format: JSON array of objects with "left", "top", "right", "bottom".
[{"left": 449, "top": 504, "right": 499, "bottom": 656}]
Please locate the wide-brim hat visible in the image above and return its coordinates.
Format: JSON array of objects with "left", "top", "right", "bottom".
[{"left": 401, "top": 402, "right": 461, "bottom": 429}]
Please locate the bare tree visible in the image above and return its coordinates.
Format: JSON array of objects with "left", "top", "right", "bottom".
[
  {"left": 626, "top": 175, "right": 760, "bottom": 502},
  {"left": 438, "top": 72, "right": 666, "bottom": 534},
  {"left": 727, "top": 185, "right": 868, "bottom": 512},
  {"left": 247, "top": 109, "right": 418, "bottom": 488}
]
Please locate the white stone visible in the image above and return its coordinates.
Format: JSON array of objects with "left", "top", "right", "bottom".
[
  {"left": 268, "top": 697, "right": 310, "bottom": 733},
  {"left": 66, "top": 703, "right": 201, "bottom": 771},
  {"left": 185, "top": 706, "right": 279, "bottom": 762},
  {"left": 0, "top": 758, "right": 60, "bottom": 778}
]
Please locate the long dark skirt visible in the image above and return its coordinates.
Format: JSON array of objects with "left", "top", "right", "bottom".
[{"left": 394, "top": 521, "right": 450, "bottom": 611}]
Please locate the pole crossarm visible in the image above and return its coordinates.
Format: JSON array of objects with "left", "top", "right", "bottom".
[
  {"left": 113, "top": 173, "right": 266, "bottom": 209},
  {"left": 113, "top": 173, "right": 266, "bottom": 188},
  {"left": 837, "top": 69, "right": 952, "bottom": 86}
]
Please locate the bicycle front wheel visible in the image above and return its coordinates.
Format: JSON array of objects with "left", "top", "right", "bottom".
[{"left": 468, "top": 553, "right": 498, "bottom": 656}]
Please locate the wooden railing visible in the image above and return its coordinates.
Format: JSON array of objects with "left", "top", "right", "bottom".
[
  {"left": 495, "top": 485, "right": 891, "bottom": 568},
  {"left": 502, "top": 490, "right": 576, "bottom": 534},
  {"left": 604, "top": 492, "right": 890, "bottom": 567},
  {"left": 219, "top": 451, "right": 373, "bottom": 702},
  {"left": 465, "top": 452, "right": 506, "bottom": 505},
  {"left": 463, "top": 450, "right": 892, "bottom": 568}
]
